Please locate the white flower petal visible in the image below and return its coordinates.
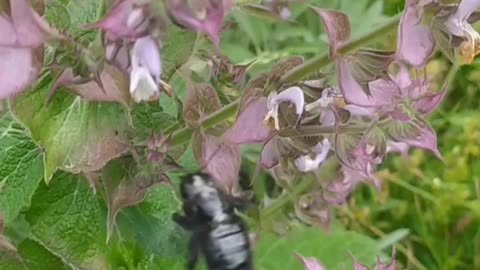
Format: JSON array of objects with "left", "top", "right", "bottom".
[{"left": 295, "top": 138, "right": 331, "bottom": 172}]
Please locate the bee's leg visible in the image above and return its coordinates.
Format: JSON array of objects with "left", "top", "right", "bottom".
[
  {"left": 172, "top": 213, "right": 209, "bottom": 232},
  {"left": 186, "top": 235, "right": 200, "bottom": 270}
]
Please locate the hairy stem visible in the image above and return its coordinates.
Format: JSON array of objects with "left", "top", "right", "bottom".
[
  {"left": 278, "top": 124, "right": 366, "bottom": 137},
  {"left": 170, "top": 14, "right": 401, "bottom": 146}
]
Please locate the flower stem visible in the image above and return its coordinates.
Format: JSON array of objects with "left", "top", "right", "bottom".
[
  {"left": 278, "top": 124, "right": 366, "bottom": 137},
  {"left": 170, "top": 14, "right": 401, "bottom": 146}
]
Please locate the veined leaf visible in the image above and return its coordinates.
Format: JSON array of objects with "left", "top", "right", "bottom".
[
  {"left": 254, "top": 226, "right": 382, "bottom": 270},
  {"left": 25, "top": 172, "right": 108, "bottom": 269},
  {"left": 0, "top": 113, "right": 43, "bottom": 224},
  {"left": 10, "top": 73, "right": 130, "bottom": 183}
]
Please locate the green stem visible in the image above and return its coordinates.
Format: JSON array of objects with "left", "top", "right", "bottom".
[
  {"left": 170, "top": 14, "right": 401, "bottom": 146},
  {"left": 261, "top": 177, "right": 315, "bottom": 219},
  {"left": 279, "top": 124, "right": 366, "bottom": 137}
]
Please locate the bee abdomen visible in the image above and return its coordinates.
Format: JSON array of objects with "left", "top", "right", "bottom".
[{"left": 206, "top": 223, "right": 252, "bottom": 270}]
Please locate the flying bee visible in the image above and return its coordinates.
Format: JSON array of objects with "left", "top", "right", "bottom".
[{"left": 172, "top": 172, "right": 253, "bottom": 270}]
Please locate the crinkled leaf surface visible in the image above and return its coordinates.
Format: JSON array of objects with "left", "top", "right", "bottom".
[
  {"left": 0, "top": 239, "right": 68, "bottom": 270},
  {"left": 117, "top": 184, "right": 189, "bottom": 268},
  {"left": 254, "top": 226, "right": 381, "bottom": 270},
  {"left": 25, "top": 172, "right": 107, "bottom": 269},
  {"left": 44, "top": 0, "right": 100, "bottom": 37},
  {"left": 0, "top": 113, "right": 43, "bottom": 224},
  {"left": 161, "top": 24, "right": 197, "bottom": 79},
  {"left": 10, "top": 73, "right": 130, "bottom": 183}
]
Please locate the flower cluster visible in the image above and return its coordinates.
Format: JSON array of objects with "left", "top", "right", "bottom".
[{"left": 219, "top": 0, "right": 480, "bottom": 221}]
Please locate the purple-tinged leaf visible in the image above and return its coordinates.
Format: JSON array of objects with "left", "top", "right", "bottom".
[
  {"left": 386, "top": 118, "right": 442, "bottom": 160},
  {"left": 192, "top": 132, "right": 241, "bottom": 192},
  {"left": 224, "top": 96, "right": 274, "bottom": 144},
  {"left": 295, "top": 253, "right": 325, "bottom": 270},
  {"left": 167, "top": 0, "right": 232, "bottom": 48},
  {"left": 50, "top": 65, "right": 131, "bottom": 106},
  {"left": 396, "top": 0, "right": 435, "bottom": 67},
  {"left": 312, "top": 7, "right": 350, "bottom": 57},
  {"left": 84, "top": 0, "right": 149, "bottom": 40},
  {"left": 183, "top": 83, "right": 222, "bottom": 127}
]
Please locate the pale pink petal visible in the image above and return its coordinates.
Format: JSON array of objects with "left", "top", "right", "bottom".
[
  {"left": 260, "top": 139, "right": 279, "bottom": 169},
  {"left": 224, "top": 97, "right": 273, "bottom": 144},
  {"left": 295, "top": 253, "right": 325, "bottom": 270},
  {"left": 395, "top": 0, "right": 435, "bottom": 67},
  {"left": 0, "top": 47, "right": 40, "bottom": 99}
]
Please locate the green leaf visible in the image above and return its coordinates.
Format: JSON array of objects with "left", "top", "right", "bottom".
[
  {"left": 25, "top": 172, "right": 108, "bottom": 268},
  {"left": 131, "top": 102, "right": 177, "bottom": 140},
  {"left": 161, "top": 24, "right": 197, "bottom": 79},
  {"left": 45, "top": 0, "right": 100, "bottom": 38},
  {"left": 0, "top": 239, "right": 69, "bottom": 270},
  {"left": 377, "top": 228, "right": 410, "bottom": 250},
  {"left": 254, "top": 226, "right": 381, "bottom": 270},
  {"left": 10, "top": 74, "right": 130, "bottom": 183},
  {"left": 0, "top": 114, "right": 43, "bottom": 223}
]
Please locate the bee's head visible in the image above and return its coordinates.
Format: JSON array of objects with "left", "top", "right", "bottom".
[
  {"left": 180, "top": 172, "right": 217, "bottom": 201},
  {"left": 179, "top": 172, "right": 230, "bottom": 220}
]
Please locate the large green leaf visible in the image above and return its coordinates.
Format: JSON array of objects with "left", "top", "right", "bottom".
[
  {"left": 0, "top": 239, "right": 69, "bottom": 270},
  {"left": 10, "top": 74, "right": 130, "bottom": 183},
  {"left": 0, "top": 114, "right": 43, "bottom": 223},
  {"left": 254, "top": 226, "right": 382, "bottom": 270},
  {"left": 25, "top": 172, "right": 108, "bottom": 269}
]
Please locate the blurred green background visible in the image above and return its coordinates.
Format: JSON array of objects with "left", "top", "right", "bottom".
[{"left": 221, "top": 0, "right": 480, "bottom": 269}]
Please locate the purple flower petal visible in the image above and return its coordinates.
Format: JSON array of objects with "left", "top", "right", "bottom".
[
  {"left": 0, "top": 47, "right": 41, "bottom": 99},
  {"left": 260, "top": 139, "right": 279, "bottom": 169},
  {"left": 396, "top": 0, "right": 435, "bottom": 67},
  {"left": 0, "top": 0, "right": 60, "bottom": 48},
  {"left": 312, "top": 7, "right": 351, "bottom": 57},
  {"left": 84, "top": 0, "right": 149, "bottom": 40},
  {"left": 193, "top": 132, "right": 241, "bottom": 192},
  {"left": 295, "top": 253, "right": 325, "bottom": 270},
  {"left": 168, "top": 0, "right": 232, "bottom": 48},
  {"left": 224, "top": 97, "right": 274, "bottom": 144},
  {"left": 412, "top": 82, "right": 448, "bottom": 114},
  {"left": 52, "top": 65, "right": 131, "bottom": 106},
  {"left": 337, "top": 59, "right": 398, "bottom": 108}
]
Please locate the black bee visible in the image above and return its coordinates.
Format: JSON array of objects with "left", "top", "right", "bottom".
[{"left": 172, "top": 172, "right": 253, "bottom": 270}]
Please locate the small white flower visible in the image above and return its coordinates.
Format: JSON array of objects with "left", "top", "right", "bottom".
[
  {"left": 263, "top": 86, "right": 305, "bottom": 130},
  {"left": 444, "top": 0, "right": 480, "bottom": 63},
  {"left": 294, "top": 138, "right": 331, "bottom": 172},
  {"left": 129, "top": 36, "right": 162, "bottom": 102}
]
